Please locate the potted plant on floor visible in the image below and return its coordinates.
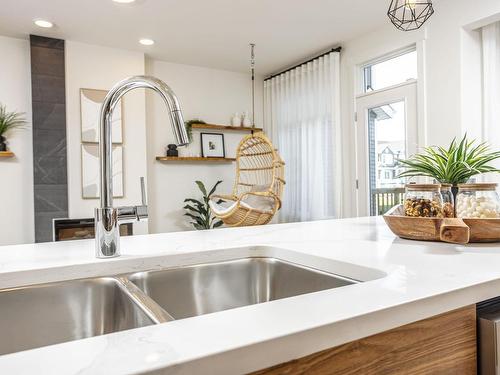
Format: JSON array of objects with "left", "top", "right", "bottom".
[
  {"left": 398, "top": 134, "right": 500, "bottom": 196},
  {"left": 0, "top": 104, "right": 27, "bottom": 152},
  {"left": 183, "top": 180, "right": 224, "bottom": 230}
]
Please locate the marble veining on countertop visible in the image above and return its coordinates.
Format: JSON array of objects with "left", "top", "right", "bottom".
[{"left": 0, "top": 216, "right": 500, "bottom": 374}]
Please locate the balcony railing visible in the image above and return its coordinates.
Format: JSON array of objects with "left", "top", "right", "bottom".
[{"left": 370, "top": 187, "right": 405, "bottom": 216}]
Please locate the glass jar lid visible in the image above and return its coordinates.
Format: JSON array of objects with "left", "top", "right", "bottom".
[
  {"left": 457, "top": 183, "right": 498, "bottom": 191},
  {"left": 440, "top": 183, "right": 452, "bottom": 189},
  {"left": 405, "top": 183, "right": 441, "bottom": 192}
]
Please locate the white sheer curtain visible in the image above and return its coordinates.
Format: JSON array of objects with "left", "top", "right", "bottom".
[
  {"left": 264, "top": 51, "right": 342, "bottom": 222},
  {"left": 482, "top": 22, "right": 500, "bottom": 182}
]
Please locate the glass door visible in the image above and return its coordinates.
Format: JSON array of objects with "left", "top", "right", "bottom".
[{"left": 355, "top": 81, "right": 417, "bottom": 216}]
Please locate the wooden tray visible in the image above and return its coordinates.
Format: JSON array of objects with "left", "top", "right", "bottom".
[{"left": 383, "top": 205, "right": 500, "bottom": 244}]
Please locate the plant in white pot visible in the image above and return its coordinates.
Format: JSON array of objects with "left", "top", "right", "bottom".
[{"left": 0, "top": 104, "right": 27, "bottom": 152}]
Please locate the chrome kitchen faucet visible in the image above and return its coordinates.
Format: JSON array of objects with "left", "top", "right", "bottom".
[{"left": 95, "top": 76, "right": 189, "bottom": 258}]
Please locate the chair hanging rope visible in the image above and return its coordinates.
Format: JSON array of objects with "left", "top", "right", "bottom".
[{"left": 250, "top": 43, "right": 256, "bottom": 127}]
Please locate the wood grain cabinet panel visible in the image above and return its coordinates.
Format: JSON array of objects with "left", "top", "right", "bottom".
[{"left": 252, "top": 305, "right": 476, "bottom": 375}]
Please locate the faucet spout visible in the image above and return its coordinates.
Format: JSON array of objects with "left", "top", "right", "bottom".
[
  {"left": 99, "top": 75, "right": 188, "bottom": 209},
  {"left": 95, "top": 76, "right": 189, "bottom": 258}
]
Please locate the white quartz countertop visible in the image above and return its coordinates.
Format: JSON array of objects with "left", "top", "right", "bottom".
[{"left": 1, "top": 216, "right": 500, "bottom": 374}]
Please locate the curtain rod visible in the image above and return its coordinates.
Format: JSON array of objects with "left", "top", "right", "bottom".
[{"left": 264, "top": 46, "right": 342, "bottom": 82}]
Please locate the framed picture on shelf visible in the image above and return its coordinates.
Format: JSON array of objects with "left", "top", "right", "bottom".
[
  {"left": 201, "top": 133, "right": 225, "bottom": 158},
  {"left": 81, "top": 144, "right": 124, "bottom": 199},
  {"left": 80, "top": 88, "right": 123, "bottom": 143}
]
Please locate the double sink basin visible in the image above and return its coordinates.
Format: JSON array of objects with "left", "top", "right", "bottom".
[{"left": 0, "top": 256, "right": 359, "bottom": 356}]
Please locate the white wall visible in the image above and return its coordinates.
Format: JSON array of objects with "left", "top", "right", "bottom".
[
  {"left": 340, "top": 0, "right": 500, "bottom": 217},
  {"left": 0, "top": 36, "right": 34, "bottom": 245},
  {"left": 65, "top": 43, "right": 263, "bottom": 235},
  {"left": 6, "top": 0, "right": 498, "bottom": 240},
  {"left": 0, "top": 37, "right": 263, "bottom": 242},
  {"left": 424, "top": 0, "right": 500, "bottom": 142},
  {"left": 145, "top": 58, "right": 263, "bottom": 233},
  {"left": 65, "top": 41, "right": 148, "bottom": 234}
]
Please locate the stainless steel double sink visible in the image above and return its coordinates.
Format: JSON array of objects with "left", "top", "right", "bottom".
[{"left": 0, "top": 257, "right": 357, "bottom": 356}]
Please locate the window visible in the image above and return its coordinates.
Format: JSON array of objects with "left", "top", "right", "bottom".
[
  {"left": 368, "top": 101, "right": 407, "bottom": 190},
  {"left": 356, "top": 81, "right": 417, "bottom": 216},
  {"left": 363, "top": 49, "right": 417, "bottom": 92},
  {"left": 356, "top": 47, "right": 418, "bottom": 216}
]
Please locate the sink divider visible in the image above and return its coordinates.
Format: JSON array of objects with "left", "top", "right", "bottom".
[{"left": 114, "top": 277, "right": 175, "bottom": 324}]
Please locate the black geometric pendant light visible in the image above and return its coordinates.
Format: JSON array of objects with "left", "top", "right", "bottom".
[{"left": 387, "top": 0, "right": 434, "bottom": 31}]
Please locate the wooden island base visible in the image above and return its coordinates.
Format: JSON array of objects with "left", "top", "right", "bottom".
[{"left": 253, "top": 305, "right": 477, "bottom": 375}]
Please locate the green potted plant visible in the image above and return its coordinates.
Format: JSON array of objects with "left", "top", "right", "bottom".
[
  {"left": 398, "top": 134, "right": 500, "bottom": 194},
  {"left": 0, "top": 104, "right": 27, "bottom": 152},
  {"left": 183, "top": 180, "right": 224, "bottom": 230},
  {"left": 184, "top": 119, "right": 206, "bottom": 142}
]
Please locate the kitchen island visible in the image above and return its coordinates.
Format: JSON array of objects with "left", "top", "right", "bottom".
[{"left": 0, "top": 216, "right": 498, "bottom": 374}]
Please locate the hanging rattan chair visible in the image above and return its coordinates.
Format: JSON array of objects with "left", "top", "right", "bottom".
[{"left": 209, "top": 132, "right": 285, "bottom": 227}]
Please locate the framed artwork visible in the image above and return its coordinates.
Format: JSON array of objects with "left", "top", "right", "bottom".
[
  {"left": 81, "top": 144, "right": 124, "bottom": 199},
  {"left": 201, "top": 133, "right": 225, "bottom": 158},
  {"left": 80, "top": 88, "right": 123, "bottom": 143}
]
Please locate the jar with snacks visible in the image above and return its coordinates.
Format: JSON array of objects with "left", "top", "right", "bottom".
[
  {"left": 404, "top": 184, "right": 443, "bottom": 218},
  {"left": 456, "top": 183, "right": 500, "bottom": 218},
  {"left": 440, "top": 183, "right": 454, "bottom": 218}
]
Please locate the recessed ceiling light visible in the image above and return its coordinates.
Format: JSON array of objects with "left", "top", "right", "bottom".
[
  {"left": 34, "top": 19, "right": 53, "bottom": 28},
  {"left": 139, "top": 38, "right": 154, "bottom": 46},
  {"left": 113, "top": 0, "right": 135, "bottom": 3}
]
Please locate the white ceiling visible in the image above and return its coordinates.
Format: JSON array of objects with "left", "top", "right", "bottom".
[{"left": 0, "top": 0, "right": 392, "bottom": 75}]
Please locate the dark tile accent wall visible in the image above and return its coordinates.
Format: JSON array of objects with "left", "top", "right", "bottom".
[{"left": 30, "top": 35, "right": 68, "bottom": 243}]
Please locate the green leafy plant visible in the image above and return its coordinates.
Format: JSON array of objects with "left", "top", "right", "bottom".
[
  {"left": 0, "top": 104, "right": 27, "bottom": 136},
  {"left": 184, "top": 180, "right": 224, "bottom": 230},
  {"left": 398, "top": 134, "right": 500, "bottom": 185},
  {"left": 184, "top": 119, "right": 206, "bottom": 142}
]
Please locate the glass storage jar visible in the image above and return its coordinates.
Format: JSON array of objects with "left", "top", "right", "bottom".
[
  {"left": 440, "top": 183, "right": 455, "bottom": 218},
  {"left": 404, "top": 184, "right": 444, "bottom": 217},
  {"left": 456, "top": 183, "right": 500, "bottom": 218}
]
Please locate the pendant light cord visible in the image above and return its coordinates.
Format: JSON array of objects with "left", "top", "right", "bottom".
[{"left": 250, "top": 43, "right": 255, "bottom": 128}]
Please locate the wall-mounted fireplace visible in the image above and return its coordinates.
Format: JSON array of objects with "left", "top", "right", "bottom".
[{"left": 53, "top": 218, "right": 133, "bottom": 242}]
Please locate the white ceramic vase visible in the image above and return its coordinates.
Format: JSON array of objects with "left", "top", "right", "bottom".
[
  {"left": 242, "top": 111, "right": 252, "bottom": 127},
  {"left": 231, "top": 113, "right": 241, "bottom": 127}
]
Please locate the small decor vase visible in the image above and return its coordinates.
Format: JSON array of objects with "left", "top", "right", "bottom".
[
  {"left": 242, "top": 111, "right": 252, "bottom": 127},
  {"left": 0, "top": 136, "right": 6, "bottom": 152},
  {"left": 166, "top": 144, "right": 178, "bottom": 157},
  {"left": 231, "top": 113, "right": 240, "bottom": 127}
]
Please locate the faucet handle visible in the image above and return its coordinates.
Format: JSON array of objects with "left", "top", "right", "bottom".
[
  {"left": 140, "top": 176, "right": 147, "bottom": 205},
  {"left": 116, "top": 206, "right": 138, "bottom": 223},
  {"left": 116, "top": 178, "right": 148, "bottom": 223}
]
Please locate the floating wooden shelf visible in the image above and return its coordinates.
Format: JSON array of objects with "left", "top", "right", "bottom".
[
  {"left": 156, "top": 156, "right": 236, "bottom": 162},
  {"left": 191, "top": 123, "right": 263, "bottom": 132},
  {"left": 0, "top": 151, "right": 14, "bottom": 158}
]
